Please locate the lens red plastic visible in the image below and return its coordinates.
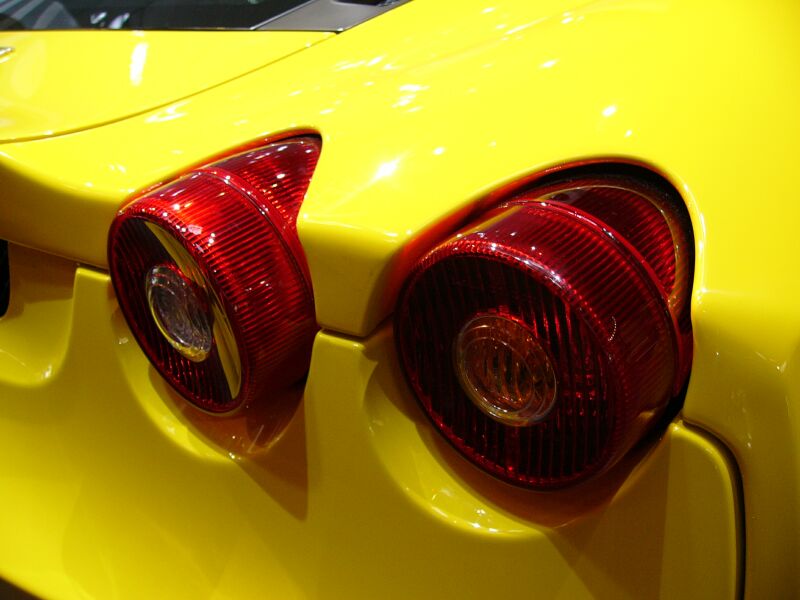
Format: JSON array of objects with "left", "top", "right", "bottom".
[
  {"left": 395, "top": 179, "right": 692, "bottom": 489},
  {"left": 109, "top": 137, "right": 320, "bottom": 413},
  {"left": 534, "top": 178, "right": 693, "bottom": 384}
]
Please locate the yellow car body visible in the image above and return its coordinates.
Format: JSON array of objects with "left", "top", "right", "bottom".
[{"left": 0, "top": 0, "right": 798, "bottom": 597}]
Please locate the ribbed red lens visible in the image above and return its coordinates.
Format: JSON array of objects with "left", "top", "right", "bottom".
[
  {"left": 534, "top": 178, "right": 693, "bottom": 384},
  {"left": 109, "top": 137, "right": 320, "bottom": 413},
  {"left": 395, "top": 178, "right": 692, "bottom": 489}
]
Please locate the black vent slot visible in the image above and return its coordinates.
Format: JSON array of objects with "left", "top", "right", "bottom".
[{"left": 0, "top": 241, "right": 8, "bottom": 318}]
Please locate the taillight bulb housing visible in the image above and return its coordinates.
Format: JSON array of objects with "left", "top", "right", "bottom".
[
  {"left": 109, "top": 136, "right": 321, "bottom": 414},
  {"left": 395, "top": 176, "right": 693, "bottom": 489},
  {"left": 145, "top": 264, "right": 213, "bottom": 363},
  {"left": 455, "top": 313, "right": 558, "bottom": 426}
]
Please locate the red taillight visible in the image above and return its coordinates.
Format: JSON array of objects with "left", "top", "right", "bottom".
[
  {"left": 395, "top": 176, "right": 693, "bottom": 489},
  {"left": 109, "top": 137, "right": 320, "bottom": 413}
]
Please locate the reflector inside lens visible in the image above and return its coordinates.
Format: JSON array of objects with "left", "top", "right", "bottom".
[
  {"left": 146, "top": 265, "right": 212, "bottom": 363},
  {"left": 455, "top": 314, "right": 557, "bottom": 426}
]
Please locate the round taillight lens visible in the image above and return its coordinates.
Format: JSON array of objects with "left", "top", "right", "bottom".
[
  {"left": 395, "top": 179, "right": 692, "bottom": 489},
  {"left": 108, "top": 137, "right": 320, "bottom": 413}
]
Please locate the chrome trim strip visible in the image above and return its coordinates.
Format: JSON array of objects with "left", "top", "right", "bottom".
[{"left": 255, "top": 0, "right": 409, "bottom": 32}]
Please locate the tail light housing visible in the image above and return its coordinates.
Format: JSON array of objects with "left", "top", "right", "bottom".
[
  {"left": 109, "top": 136, "right": 320, "bottom": 414},
  {"left": 395, "top": 174, "right": 693, "bottom": 489}
]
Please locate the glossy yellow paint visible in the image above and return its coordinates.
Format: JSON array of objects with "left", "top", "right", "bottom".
[
  {"left": 0, "top": 0, "right": 798, "bottom": 595},
  {"left": 0, "top": 30, "right": 331, "bottom": 142},
  {"left": 0, "top": 252, "right": 739, "bottom": 598}
]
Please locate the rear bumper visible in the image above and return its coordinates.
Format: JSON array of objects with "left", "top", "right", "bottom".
[{"left": 0, "top": 245, "right": 740, "bottom": 598}]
